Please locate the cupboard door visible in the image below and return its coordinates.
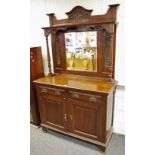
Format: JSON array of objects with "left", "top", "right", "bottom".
[
  {"left": 40, "top": 96, "right": 67, "bottom": 131},
  {"left": 69, "top": 99, "right": 102, "bottom": 141}
]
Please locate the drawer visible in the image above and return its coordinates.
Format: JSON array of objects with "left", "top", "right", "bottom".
[
  {"left": 69, "top": 91, "right": 102, "bottom": 103},
  {"left": 39, "top": 86, "right": 65, "bottom": 98}
]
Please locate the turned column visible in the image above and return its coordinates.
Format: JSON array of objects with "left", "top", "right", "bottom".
[{"left": 43, "top": 28, "right": 53, "bottom": 77}]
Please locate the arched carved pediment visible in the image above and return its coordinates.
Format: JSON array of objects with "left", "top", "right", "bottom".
[
  {"left": 46, "top": 4, "right": 119, "bottom": 27},
  {"left": 65, "top": 6, "right": 93, "bottom": 20}
]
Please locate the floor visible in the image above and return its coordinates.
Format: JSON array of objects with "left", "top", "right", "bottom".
[{"left": 30, "top": 126, "right": 125, "bottom": 155}]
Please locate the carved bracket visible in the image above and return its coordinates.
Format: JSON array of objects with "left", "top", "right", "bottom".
[{"left": 42, "top": 28, "right": 51, "bottom": 37}]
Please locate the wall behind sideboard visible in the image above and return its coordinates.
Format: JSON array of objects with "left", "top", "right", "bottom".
[{"left": 30, "top": 0, "right": 125, "bottom": 135}]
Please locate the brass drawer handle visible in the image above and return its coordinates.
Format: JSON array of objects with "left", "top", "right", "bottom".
[
  {"left": 41, "top": 88, "right": 48, "bottom": 93},
  {"left": 89, "top": 96, "right": 97, "bottom": 102},
  {"left": 54, "top": 90, "right": 61, "bottom": 96},
  {"left": 72, "top": 93, "right": 79, "bottom": 99}
]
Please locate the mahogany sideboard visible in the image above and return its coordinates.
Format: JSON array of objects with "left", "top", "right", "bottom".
[{"left": 33, "top": 4, "right": 119, "bottom": 152}]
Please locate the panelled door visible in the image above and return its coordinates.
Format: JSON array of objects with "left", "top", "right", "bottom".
[
  {"left": 67, "top": 91, "right": 103, "bottom": 141},
  {"left": 39, "top": 86, "right": 67, "bottom": 131}
]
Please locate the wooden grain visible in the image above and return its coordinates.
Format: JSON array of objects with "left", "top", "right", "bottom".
[
  {"left": 34, "top": 74, "right": 116, "bottom": 93},
  {"left": 69, "top": 99, "right": 101, "bottom": 141}
]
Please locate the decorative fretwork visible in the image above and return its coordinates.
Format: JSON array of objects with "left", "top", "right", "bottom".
[
  {"left": 104, "top": 34, "right": 112, "bottom": 67},
  {"left": 56, "top": 36, "right": 61, "bottom": 65},
  {"left": 104, "top": 33, "right": 114, "bottom": 79}
]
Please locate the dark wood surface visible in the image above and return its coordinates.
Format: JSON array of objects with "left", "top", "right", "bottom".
[
  {"left": 30, "top": 47, "right": 44, "bottom": 126},
  {"left": 34, "top": 74, "right": 116, "bottom": 94}
]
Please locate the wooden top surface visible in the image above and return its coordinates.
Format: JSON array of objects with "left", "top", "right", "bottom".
[{"left": 34, "top": 74, "right": 116, "bottom": 93}]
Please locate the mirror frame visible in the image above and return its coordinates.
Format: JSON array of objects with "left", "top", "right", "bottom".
[{"left": 42, "top": 5, "right": 119, "bottom": 79}]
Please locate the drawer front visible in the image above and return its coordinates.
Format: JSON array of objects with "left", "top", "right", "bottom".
[
  {"left": 39, "top": 86, "right": 65, "bottom": 99},
  {"left": 69, "top": 91, "right": 102, "bottom": 103}
]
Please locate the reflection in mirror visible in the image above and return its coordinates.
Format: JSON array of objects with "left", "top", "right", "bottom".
[{"left": 65, "top": 31, "right": 97, "bottom": 71}]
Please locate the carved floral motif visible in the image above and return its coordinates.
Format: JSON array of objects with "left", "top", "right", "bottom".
[
  {"left": 69, "top": 11, "right": 90, "bottom": 20},
  {"left": 66, "top": 6, "right": 92, "bottom": 21}
]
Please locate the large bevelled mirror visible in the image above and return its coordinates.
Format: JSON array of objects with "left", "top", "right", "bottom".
[{"left": 64, "top": 31, "right": 97, "bottom": 71}]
